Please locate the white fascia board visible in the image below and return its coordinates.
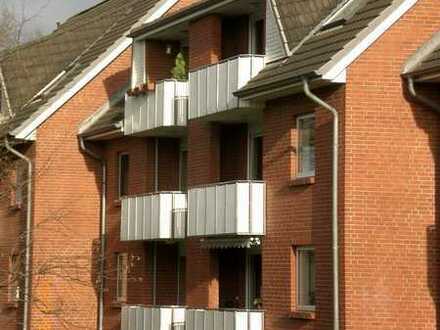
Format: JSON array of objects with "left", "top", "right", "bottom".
[
  {"left": 12, "top": 0, "right": 179, "bottom": 141},
  {"left": 319, "top": 0, "right": 419, "bottom": 82}
]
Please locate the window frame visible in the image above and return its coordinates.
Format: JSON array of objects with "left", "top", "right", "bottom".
[
  {"left": 118, "top": 153, "right": 129, "bottom": 198},
  {"left": 115, "top": 252, "right": 128, "bottom": 303},
  {"left": 296, "top": 246, "right": 316, "bottom": 312},
  {"left": 296, "top": 113, "right": 316, "bottom": 178}
]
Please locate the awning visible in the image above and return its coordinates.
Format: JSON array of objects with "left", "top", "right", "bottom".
[{"left": 200, "top": 237, "right": 261, "bottom": 249}]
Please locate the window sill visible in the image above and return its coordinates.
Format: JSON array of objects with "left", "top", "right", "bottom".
[
  {"left": 5, "top": 301, "right": 19, "bottom": 309},
  {"left": 289, "top": 310, "right": 316, "bottom": 320},
  {"left": 114, "top": 200, "right": 121, "bottom": 208},
  {"left": 290, "top": 176, "right": 315, "bottom": 187},
  {"left": 8, "top": 203, "right": 22, "bottom": 212},
  {"left": 111, "top": 300, "right": 125, "bottom": 308}
]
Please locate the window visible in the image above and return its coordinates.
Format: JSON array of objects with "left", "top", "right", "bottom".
[
  {"left": 250, "top": 135, "right": 263, "bottom": 180},
  {"left": 8, "top": 254, "right": 20, "bottom": 304},
  {"left": 296, "top": 247, "right": 315, "bottom": 311},
  {"left": 297, "top": 114, "right": 315, "bottom": 177},
  {"left": 115, "top": 253, "right": 128, "bottom": 302},
  {"left": 118, "top": 153, "right": 129, "bottom": 198},
  {"left": 179, "top": 150, "right": 187, "bottom": 191}
]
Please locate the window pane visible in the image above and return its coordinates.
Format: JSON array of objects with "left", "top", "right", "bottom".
[
  {"left": 298, "top": 116, "right": 315, "bottom": 177},
  {"left": 119, "top": 154, "right": 129, "bottom": 197},
  {"left": 298, "top": 248, "right": 315, "bottom": 309},
  {"left": 116, "top": 253, "right": 127, "bottom": 302},
  {"left": 252, "top": 136, "right": 263, "bottom": 180}
]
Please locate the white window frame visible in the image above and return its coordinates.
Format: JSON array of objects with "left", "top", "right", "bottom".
[
  {"left": 296, "top": 114, "right": 316, "bottom": 178},
  {"left": 116, "top": 253, "right": 128, "bottom": 303},
  {"left": 118, "top": 153, "right": 129, "bottom": 198},
  {"left": 296, "top": 246, "right": 315, "bottom": 312}
]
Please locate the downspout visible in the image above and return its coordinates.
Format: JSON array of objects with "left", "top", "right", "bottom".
[
  {"left": 302, "top": 78, "right": 340, "bottom": 330},
  {"left": 79, "top": 137, "right": 106, "bottom": 330},
  {"left": 407, "top": 77, "right": 440, "bottom": 113},
  {"left": 4, "top": 138, "right": 32, "bottom": 330}
]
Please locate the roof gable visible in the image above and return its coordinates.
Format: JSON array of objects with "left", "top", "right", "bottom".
[{"left": 1, "top": 0, "right": 179, "bottom": 140}]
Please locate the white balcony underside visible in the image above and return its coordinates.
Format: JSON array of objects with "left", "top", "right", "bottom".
[
  {"left": 186, "top": 309, "right": 264, "bottom": 330},
  {"left": 189, "top": 55, "right": 265, "bottom": 121},
  {"left": 121, "top": 305, "right": 185, "bottom": 330},
  {"left": 188, "top": 181, "right": 265, "bottom": 237},
  {"left": 121, "top": 192, "right": 187, "bottom": 241},
  {"left": 125, "top": 79, "right": 188, "bottom": 136}
]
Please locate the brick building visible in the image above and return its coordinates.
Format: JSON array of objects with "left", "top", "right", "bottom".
[{"left": 1, "top": 0, "right": 440, "bottom": 330}]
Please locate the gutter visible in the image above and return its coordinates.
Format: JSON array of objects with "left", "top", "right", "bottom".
[
  {"left": 78, "top": 137, "right": 107, "bottom": 330},
  {"left": 407, "top": 77, "right": 440, "bottom": 113},
  {"left": 4, "top": 138, "right": 32, "bottom": 330},
  {"left": 302, "top": 78, "right": 340, "bottom": 330}
]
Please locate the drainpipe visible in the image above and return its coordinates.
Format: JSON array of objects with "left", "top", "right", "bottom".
[
  {"left": 79, "top": 137, "right": 106, "bottom": 330},
  {"left": 407, "top": 77, "right": 440, "bottom": 113},
  {"left": 4, "top": 138, "right": 32, "bottom": 330},
  {"left": 302, "top": 78, "right": 340, "bottom": 330}
]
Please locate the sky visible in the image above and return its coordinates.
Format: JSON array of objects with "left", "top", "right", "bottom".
[{"left": 8, "top": 0, "right": 103, "bottom": 36}]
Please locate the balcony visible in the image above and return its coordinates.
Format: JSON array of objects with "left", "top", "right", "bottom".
[
  {"left": 124, "top": 79, "right": 188, "bottom": 136},
  {"left": 187, "top": 181, "right": 265, "bottom": 237},
  {"left": 121, "top": 192, "right": 187, "bottom": 241},
  {"left": 121, "top": 305, "right": 185, "bottom": 330},
  {"left": 189, "top": 55, "right": 265, "bottom": 121},
  {"left": 186, "top": 309, "right": 264, "bottom": 330}
]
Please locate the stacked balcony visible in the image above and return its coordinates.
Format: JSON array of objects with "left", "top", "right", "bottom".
[
  {"left": 121, "top": 305, "right": 186, "bottom": 330},
  {"left": 189, "top": 55, "right": 265, "bottom": 121},
  {"left": 121, "top": 192, "right": 187, "bottom": 241},
  {"left": 186, "top": 309, "right": 264, "bottom": 330},
  {"left": 124, "top": 79, "right": 188, "bottom": 136},
  {"left": 187, "top": 181, "right": 265, "bottom": 237}
]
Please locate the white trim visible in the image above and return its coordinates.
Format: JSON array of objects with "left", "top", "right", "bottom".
[
  {"left": 320, "top": 0, "right": 418, "bottom": 81},
  {"left": 11, "top": 0, "right": 179, "bottom": 141}
]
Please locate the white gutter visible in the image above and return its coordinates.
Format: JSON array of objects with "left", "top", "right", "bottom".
[
  {"left": 4, "top": 138, "right": 32, "bottom": 330},
  {"left": 78, "top": 137, "right": 107, "bottom": 330},
  {"left": 302, "top": 78, "right": 340, "bottom": 330}
]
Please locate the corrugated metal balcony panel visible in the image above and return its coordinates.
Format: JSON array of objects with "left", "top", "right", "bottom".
[
  {"left": 187, "top": 181, "right": 265, "bottom": 237},
  {"left": 189, "top": 55, "right": 265, "bottom": 120},
  {"left": 185, "top": 309, "right": 264, "bottom": 330},
  {"left": 121, "top": 305, "right": 186, "bottom": 330},
  {"left": 120, "top": 192, "right": 187, "bottom": 241},
  {"left": 124, "top": 79, "right": 188, "bottom": 136}
]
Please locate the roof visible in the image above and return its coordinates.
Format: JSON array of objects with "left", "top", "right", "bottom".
[
  {"left": 402, "top": 30, "right": 440, "bottom": 81},
  {"left": 0, "top": 0, "right": 176, "bottom": 139},
  {"left": 274, "top": 0, "right": 344, "bottom": 50},
  {"left": 237, "top": 0, "right": 416, "bottom": 99}
]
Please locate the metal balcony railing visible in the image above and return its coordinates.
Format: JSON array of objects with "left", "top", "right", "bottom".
[
  {"left": 187, "top": 181, "right": 265, "bottom": 237},
  {"left": 121, "top": 192, "right": 187, "bottom": 241},
  {"left": 185, "top": 308, "right": 264, "bottom": 330},
  {"left": 125, "top": 79, "right": 188, "bottom": 136},
  {"left": 121, "top": 305, "right": 186, "bottom": 330},
  {"left": 189, "top": 55, "right": 265, "bottom": 120}
]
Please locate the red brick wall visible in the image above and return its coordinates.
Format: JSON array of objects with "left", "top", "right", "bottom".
[
  {"left": 263, "top": 86, "right": 344, "bottom": 330},
  {"left": 188, "top": 15, "right": 222, "bottom": 71},
  {"left": 145, "top": 41, "right": 179, "bottom": 90},
  {"left": 343, "top": 0, "right": 440, "bottom": 329}
]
